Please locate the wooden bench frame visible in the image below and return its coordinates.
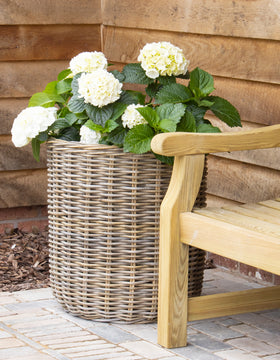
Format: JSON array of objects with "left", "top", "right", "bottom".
[{"left": 151, "top": 124, "right": 280, "bottom": 349}]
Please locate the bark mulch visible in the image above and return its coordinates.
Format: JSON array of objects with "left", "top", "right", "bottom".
[{"left": 0, "top": 228, "right": 49, "bottom": 292}]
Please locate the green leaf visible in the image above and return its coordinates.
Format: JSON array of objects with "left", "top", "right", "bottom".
[
  {"left": 156, "top": 103, "right": 186, "bottom": 123},
  {"left": 68, "top": 96, "right": 86, "bottom": 113},
  {"left": 65, "top": 113, "right": 78, "bottom": 125},
  {"left": 58, "top": 126, "right": 80, "bottom": 141},
  {"left": 49, "top": 119, "right": 70, "bottom": 131},
  {"left": 85, "top": 104, "right": 113, "bottom": 126},
  {"left": 56, "top": 78, "right": 72, "bottom": 94},
  {"left": 84, "top": 119, "right": 104, "bottom": 132},
  {"left": 110, "top": 70, "right": 125, "bottom": 82},
  {"left": 123, "top": 124, "right": 154, "bottom": 154},
  {"left": 136, "top": 107, "right": 160, "bottom": 129},
  {"left": 28, "top": 92, "right": 64, "bottom": 107},
  {"left": 158, "top": 118, "right": 177, "bottom": 132},
  {"left": 58, "top": 69, "right": 72, "bottom": 81},
  {"left": 189, "top": 67, "right": 214, "bottom": 97},
  {"left": 37, "top": 131, "right": 48, "bottom": 142},
  {"left": 122, "top": 63, "right": 154, "bottom": 85},
  {"left": 196, "top": 99, "right": 215, "bottom": 107},
  {"left": 32, "top": 138, "right": 41, "bottom": 162},
  {"left": 107, "top": 125, "right": 127, "bottom": 146},
  {"left": 109, "top": 102, "right": 127, "bottom": 121},
  {"left": 104, "top": 119, "right": 119, "bottom": 132},
  {"left": 71, "top": 73, "right": 82, "bottom": 96},
  {"left": 119, "top": 91, "right": 140, "bottom": 105},
  {"left": 145, "top": 83, "right": 161, "bottom": 99},
  {"left": 177, "top": 111, "right": 197, "bottom": 132},
  {"left": 209, "top": 96, "right": 241, "bottom": 127},
  {"left": 187, "top": 104, "right": 207, "bottom": 123},
  {"left": 153, "top": 152, "right": 174, "bottom": 166},
  {"left": 158, "top": 75, "right": 176, "bottom": 85},
  {"left": 197, "top": 123, "right": 221, "bottom": 133},
  {"left": 44, "top": 81, "right": 58, "bottom": 94},
  {"left": 125, "top": 90, "right": 146, "bottom": 105},
  {"left": 155, "top": 83, "right": 192, "bottom": 104},
  {"left": 176, "top": 71, "right": 190, "bottom": 80}
]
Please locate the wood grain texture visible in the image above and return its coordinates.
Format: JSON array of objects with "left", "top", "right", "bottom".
[
  {"left": 0, "top": 138, "right": 47, "bottom": 171},
  {"left": 181, "top": 212, "right": 280, "bottom": 274},
  {"left": 151, "top": 125, "right": 280, "bottom": 156},
  {"left": 0, "top": 98, "right": 29, "bottom": 134},
  {"left": 0, "top": 169, "right": 47, "bottom": 208},
  {"left": 103, "top": 26, "right": 280, "bottom": 84},
  {"left": 0, "top": 0, "right": 101, "bottom": 25},
  {"left": 0, "top": 25, "right": 101, "bottom": 61},
  {"left": 102, "top": 0, "right": 280, "bottom": 40},
  {"left": 0, "top": 60, "right": 68, "bottom": 97},
  {"left": 188, "top": 287, "right": 280, "bottom": 321},
  {"left": 158, "top": 154, "right": 205, "bottom": 348},
  {"left": 207, "top": 156, "right": 280, "bottom": 203}
]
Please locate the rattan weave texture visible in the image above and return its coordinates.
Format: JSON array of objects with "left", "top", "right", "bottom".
[{"left": 47, "top": 139, "right": 207, "bottom": 323}]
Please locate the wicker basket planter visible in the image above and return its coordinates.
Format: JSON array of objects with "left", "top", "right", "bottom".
[{"left": 47, "top": 139, "right": 207, "bottom": 323}]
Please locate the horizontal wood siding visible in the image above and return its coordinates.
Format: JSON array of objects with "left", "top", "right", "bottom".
[
  {"left": 0, "top": 0, "right": 101, "bottom": 208},
  {"left": 103, "top": 0, "right": 280, "bottom": 206},
  {"left": 1, "top": 0, "right": 279, "bottom": 208}
]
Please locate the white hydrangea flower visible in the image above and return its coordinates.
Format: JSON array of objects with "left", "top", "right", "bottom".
[
  {"left": 78, "top": 70, "right": 123, "bottom": 107},
  {"left": 80, "top": 125, "right": 101, "bottom": 144},
  {"left": 11, "top": 106, "right": 57, "bottom": 147},
  {"left": 69, "top": 51, "right": 108, "bottom": 75},
  {"left": 138, "top": 42, "right": 190, "bottom": 79},
  {"left": 121, "top": 104, "right": 147, "bottom": 129}
]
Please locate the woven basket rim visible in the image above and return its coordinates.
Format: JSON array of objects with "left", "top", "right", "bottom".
[{"left": 47, "top": 138, "right": 121, "bottom": 151}]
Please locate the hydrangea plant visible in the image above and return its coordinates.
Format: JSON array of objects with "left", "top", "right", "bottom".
[{"left": 11, "top": 42, "right": 241, "bottom": 164}]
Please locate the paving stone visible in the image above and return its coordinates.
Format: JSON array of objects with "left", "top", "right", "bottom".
[
  {"left": 0, "top": 346, "right": 40, "bottom": 359},
  {"left": 0, "top": 295, "right": 19, "bottom": 305},
  {"left": 263, "top": 355, "right": 280, "bottom": 360},
  {"left": 0, "top": 330, "right": 13, "bottom": 339},
  {"left": 23, "top": 325, "right": 82, "bottom": 337},
  {"left": 5, "top": 299, "right": 58, "bottom": 313},
  {"left": 190, "top": 321, "right": 243, "bottom": 341},
  {"left": 19, "top": 354, "right": 57, "bottom": 360},
  {"left": 0, "top": 337, "right": 25, "bottom": 348},
  {"left": 160, "top": 357, "right": 189, "bottom": 360},
  {"left": 50, "top": 339, "right": 106, "bottom": 350},
  {"left": 227, "top": 337, "right": 279, "bottom": 356},
  {"left": 188, "top": 333, "right": 232, "bottom": 352},
  {"left": 233, "top": 313, "right": 280, "bottom": 335},
  {"left": 230, "top": 324, "right": 280, "bottom": 349},
  {"left": 13, "top": 288, "right": 53, "bottom": 302},
  {"left": 0, "top": 310, "right": 50, "bottom": 324},
  {"left": 113, "top": 323, "right": 157, "bottom": 343},
  {"left": 62, "top": 345, "right": 125, "bottom": 358},
  {"left": 172, "top": 343, "right": 223, "bottom": 359},
  {"left": 43, "top": 348, "right": 72, "bottom": 360},
  {"left": 60, "top": 341, "right": 115, "bottom": 354},
  {"left": 215, "top": 317, "right": 243, "bottom": 327},
  {"left": 12, "top": 317, "right": 70, "bottom": 330},
  {"left": 120, "top": 340, "right": 174, "bottom": 359},
  {"left": 71, "top": 352, "right": 142, "bottom": 360},
  {"left": 259, "top": 309, "right": 280, "bottom": 323},
  {"left": 0, "top": 305, "right": 17, "bottom": 317},
  {"left": 33, "top": 331, "right": 92, "bottom": 342},
  {"left": 215, "top": 348, "right": 263, "bottom": 360},
  {"left": 39, "top": 334, "right": 99, "bottom": 345},
  {"left": 86, "top": 323, "right": 139, "bottom": 344}
]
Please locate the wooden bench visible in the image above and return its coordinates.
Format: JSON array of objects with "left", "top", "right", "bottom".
[{"left": 151, "top": 125, "right": 280, "bottom": 349}]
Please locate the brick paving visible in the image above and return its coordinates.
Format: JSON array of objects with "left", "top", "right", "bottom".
[{"left": 0, "top": 269, "right": 279, "bottom": 360}]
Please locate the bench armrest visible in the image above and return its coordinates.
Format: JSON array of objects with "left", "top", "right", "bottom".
[{"left": 151, "top": 124, "right": 280, "bottom": 156}]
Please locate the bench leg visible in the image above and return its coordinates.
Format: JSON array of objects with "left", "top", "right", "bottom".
[{"left": 157, "top": 154, "right": 205, "bottom": 348}]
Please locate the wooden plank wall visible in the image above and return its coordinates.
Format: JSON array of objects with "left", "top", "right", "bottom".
[
  {"left": 102, "top": 0, "right": 280, "bottom": 206},
  {"left": 1, "top": 0, "right": 279, "bottom": 208},
  {"left": 0, "top": 0, "right": 101, "bottom": 208}
]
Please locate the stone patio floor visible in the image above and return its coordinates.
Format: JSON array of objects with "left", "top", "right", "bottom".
[{"left": 0, "top": 268, "right": 279, "bottom": 360}]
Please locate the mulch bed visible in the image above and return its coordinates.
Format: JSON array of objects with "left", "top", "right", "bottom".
[{"left": 0, "top": 228, "right": 49, "bottom": 292}]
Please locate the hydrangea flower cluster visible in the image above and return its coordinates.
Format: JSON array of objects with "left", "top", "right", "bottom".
[
  {"left": 69, "top": 51, "right": 107, "bottom": 75},
  {"left": 12, "top": 106, "right": 57, "bottom": 147},
  {"left": 138, "top": 41, "right": 189, "bottom": 79},
  {"left": 78, "top": 70, "right": 122, "bottom": 108},
  {"left": 121, "top": 104, "right": 147, "bottom": 129},
  {"left": 80, "top": 125, "right": 101, "bottom": 144},
  {"left": 11, "top": 43, "right": 241, "bottom": 162}
]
